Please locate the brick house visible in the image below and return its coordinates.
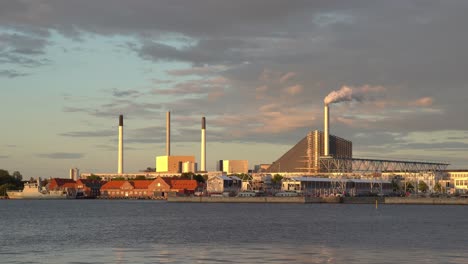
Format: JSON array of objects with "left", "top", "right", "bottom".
[{"left": 76, "top": 179, "right": 103, "bottom": 198}]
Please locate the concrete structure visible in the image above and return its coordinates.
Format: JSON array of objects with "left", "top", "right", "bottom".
[
  {"left": 266, "top": 130, "right": 352, "bottom": 173},
  {"left": 118, "top": 115, "right": 124, "bottom": 174},
  {"left": 166, "top": 111, "right": 171, "bottom": 156},
  {"left": 218, "top": 160, "right": 249, "bottom": 174},
  {"left": 69, "top": 168, "right": 79, "bottom": 181},
  {"left": 200, "top": 117, "right": 206, "bottom": 172},
  {"left": 182, "top": 161, "right": 197, "bottom": 173},
  {"left": 156, "top": 155, "right": 196, "bottom": 173}
]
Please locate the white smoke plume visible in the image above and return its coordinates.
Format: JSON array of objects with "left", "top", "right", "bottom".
[{"left": 324, "top": 85, "right": 385, "bottom": 105}]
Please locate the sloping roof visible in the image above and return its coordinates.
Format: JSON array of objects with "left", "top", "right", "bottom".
[
  {"left": 62, "top": 182, "right": 76, "bottom": 188},
  {"left": 49, "top": 178, "right": 76, "bottom": 189},
  {"left": 131, "top": 180, "right": 153, "bottom": 189},
  {"left": 101, "top": 180, "right": 126, "bottom": 190},
  {"left": 77, "top": 179, "right": 103, "bottom": 188},
  {"left": 170, "top": 180, "right": 198, "bottom": 191}
]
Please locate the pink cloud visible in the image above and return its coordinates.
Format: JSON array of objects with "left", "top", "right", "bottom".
[
  {"left": 279, "top": 72, "right": 297, "bottom": 83},
  {"left": 284, "top": 84, "right": 303, "bottom": 96},
  {"left": 409, "top": 97, "right": 434, "bottom": 107}
]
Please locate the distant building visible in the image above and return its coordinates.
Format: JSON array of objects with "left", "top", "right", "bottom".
[
  {"left": 69, "top": 168, "right": 80, "bottom": 180},
  {"left": 266, "top": 130, "right": 352, "bottom": 173},
  {"left": 446, "top": 170, "right": 468, "bottom": 194},
  {"left": 218, "top": 160, "right": 249, "bottom": 174},
  {"left": 76, "top": 179, "right": 103, "bottom": 198},
  {"left": 156, "top": 155, "right": 196, "bottom": 173}
]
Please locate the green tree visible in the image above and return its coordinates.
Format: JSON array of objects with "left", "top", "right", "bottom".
[
  {"left": 272, "top": 174, "right": 283, "bottom": 184},
  {"left": 134, "top": 175, "right": 147, "bottom": 180},
  {"left": 87, "top": 174, "right": 102, "bottom": 181},
  {"left": 433, "top": 182, "right": 442, "bottom": 193},
  {"left": 0, "top": 183, "right": 17, "bottom": 196},
  {"left": 405, "top": 182, "right": 415, "bottom": 192},
  {"left": 193, "top": 174, "right": 205, "bottom": 183},
  {"left": 12, "top": 171, "right": 22, "bottom": 181},
  {"left": 418, "top": 181, "right": 429, "bottom": 193}
]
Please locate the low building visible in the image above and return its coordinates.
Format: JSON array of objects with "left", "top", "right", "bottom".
[
  {"left": 170, "top": 179, "right": 198, "bottom": 195},
  {"left": 76, "top": 179, "right": 103, "bottom": 198},
  {"left": 100, "top": 179, "right": 169, "bottom": 199},
  {"left": 207, "top": 175, "right": 242, "bottom": 194},
  {"left": 282, "top": 177, "right": 392, "bottom": 196},
  {"left": 446, "top": 170, "right": 468, "bottom": 194}
]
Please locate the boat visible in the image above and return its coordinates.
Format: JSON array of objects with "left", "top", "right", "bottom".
[{"left": 6, "top": 181, "right": 74, "bottom": 199}]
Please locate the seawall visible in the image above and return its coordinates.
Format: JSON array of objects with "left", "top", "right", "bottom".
[
  {"left": 385, "top": 197, "right": 468, "bottom": 205},
  {"left": 168, "top": 196, "right": 341, "bottom": 203},
  {"left": 168, "top": 196, "right": 468, "bottom": 205}
]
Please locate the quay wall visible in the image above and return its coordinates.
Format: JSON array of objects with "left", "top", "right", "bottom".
[
  {"left": 167, "top": 196, "right": 341, "bottom": 203},
  {"left": 385, "top": 197, "right": 468, "bottom": 205}
]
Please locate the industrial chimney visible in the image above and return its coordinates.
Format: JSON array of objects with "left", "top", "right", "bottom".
[
  {"left": 118, "top": 114, "right": 124, "bottom": 174},
  {"left": 201, "top": 117, "right": 206, "bottom": 172},
  {"left": 166, "top": 111, "right": 171, "bottom": 156},
  {"left": 324, "top": 105, "right": 330, "bottom": 157}
]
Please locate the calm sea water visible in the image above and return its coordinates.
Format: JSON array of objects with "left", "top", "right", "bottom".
[{"left": 0, "top": 200, "right": 467, "bottom": 264}]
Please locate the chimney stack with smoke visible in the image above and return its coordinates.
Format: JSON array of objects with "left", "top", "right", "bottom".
[
  {"left": 201, "top": 117, "right": 206, "bottom": 172},
  {"left": 118, "top": 115, "right": 124, "bottom": 174},
  {"left": 166, "top": 111, "right": 171, "bottom": 156},
  {"left": 324, "top": 105, "right": 330, "bottom": 157}
]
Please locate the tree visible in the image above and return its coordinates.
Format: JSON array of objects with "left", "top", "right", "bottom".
[
  {"left": 134, "top": 175, "right": 147, "bottom": 180},
  {"left": 87, "top": 174, "right": 102, "bottom": 181},
  {"left": 0, "top": 183, "right": 17, "bottom": 196},
  {"left": 193, "top": 174, "right": 205, "bottom": 183},
  {"left": 405, "top": 182, "right": 415, "bottom": 192},
  {"left": 433, "top": 182, "right": 442, "bottom": 193},
  {"left": 418, "top": 181, "right": 429, "bottom": 193},
  {"left": 12, "top": 171, "right": 22, "bottom": 181},
  {"left": 271, "top": 174, "right": 283, "bottom": 184}
]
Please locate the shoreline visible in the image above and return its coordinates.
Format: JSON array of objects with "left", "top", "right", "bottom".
[{"left": 167, "top": 196, "right": 468, "bottom": 205}]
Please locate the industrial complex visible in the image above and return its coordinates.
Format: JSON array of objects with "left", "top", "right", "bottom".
[{"left": 71, "top": 94, "right": 468, "bottom": 198}]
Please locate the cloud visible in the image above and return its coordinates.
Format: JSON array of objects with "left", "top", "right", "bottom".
[
  {"left": 37, "top": 152, "right": 84, "bottom": 159},
  {"left": 0, "top": 70, "right": 28, "bottom": 78},
  {"left": 409, "top": 97, "right": 434, "bottom": 107},
  {"left": 59, "top": 129, "right": 115, "bottom": 138},
  {"left": 284, "top": 84, "right": 303, "bottom": 96},
  {"left": 166, "top": 65, "right": 228, "bottom": 76},
  {"left": 0, "top": 155, "right": 9, "bottom": 159},
  {"left": 279, "top": 72, "right": 297, "bottom": 83},
  {"left": 111, "top": 88, "right": 142, "bottom": 98}
]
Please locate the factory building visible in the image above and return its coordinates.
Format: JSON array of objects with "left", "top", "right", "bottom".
[
  {"left": 266, "top": 130, "right": 352, "bottom": 174},
  {"left": 218, "top": 160, "right": 249, "bottom": 174},
  {"left": 156, "top": 155, "right": 196, "bottom": 173}
]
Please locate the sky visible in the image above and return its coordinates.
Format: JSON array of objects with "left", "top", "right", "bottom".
[{"left": 1, "top": 1, "right": 468, "bottom": 178}]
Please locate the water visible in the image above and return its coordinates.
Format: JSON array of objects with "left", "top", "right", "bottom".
[{"left": 0, "top": 200, "right": 467, "bottom": 264}]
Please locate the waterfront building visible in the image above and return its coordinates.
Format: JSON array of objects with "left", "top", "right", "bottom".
[
  {"left": 75, "top": 179, "right": 103, "bottom": 198},
  {"left": 207, "top": 175, "right": 242, "bottom": 194},
  {"left": 281, "top": 177, "right": 392, "bottom": 196}
]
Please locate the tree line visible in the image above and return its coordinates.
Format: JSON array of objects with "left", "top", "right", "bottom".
[{"left": 0, "top": 169, "right": 24, "bottom": 196}]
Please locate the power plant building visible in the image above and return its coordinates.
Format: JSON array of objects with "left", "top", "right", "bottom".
[
  {"left": 156, "top": 156, "right": 196, "bottom": 173},
  {"left": 266, "top": 130, "right": 352, "bottom": 173},
  {"left": 218, "top": 160, "right": 249, "bottom": 174}
]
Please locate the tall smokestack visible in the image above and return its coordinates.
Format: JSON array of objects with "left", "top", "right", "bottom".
[
  {"left": 118, "top": 115, "right": 124, "bottom": 174},
  {"left": 166, "top": 111, "right": 171, "bottom": 156},
  {"left": 201, "top": 117, "right": 206, "bottom": 172},
  {"left": 324, "top": 105, "right": 329, "bottom": 157}
]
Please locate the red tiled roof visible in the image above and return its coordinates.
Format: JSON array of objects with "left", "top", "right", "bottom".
[
  {"left": 62, "top": 182, "right": 76, "bottom": 188},
  {"left": 170, "top": 180, "right": 198, "bottom": 191},
  {"left": 49, "top": 178, "right": 76, "bottom": 189},
  {"left": 131, "top": 180, "right": 153, "bottom": 189},
  {"left": 101, "top": 180, "right": 126, "bottom": 190}
]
